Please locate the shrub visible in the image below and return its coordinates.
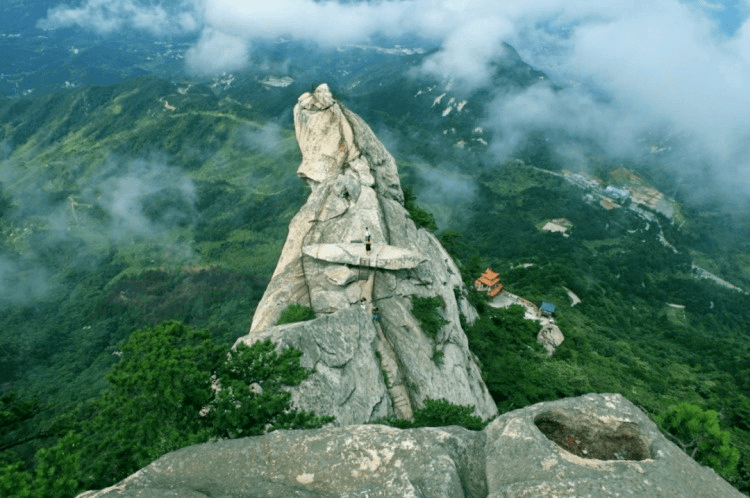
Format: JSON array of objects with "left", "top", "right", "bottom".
[
  {"left": 411, "top": 295, "right": 449, "bottom": 340},
  {"left": 276, "top": 304, "right": 316, "bottom": 325},
  {"left": 432, "top": 348, "right": 444, "bottom": 366},
  {"left": 413, "top": 399, "right": 487, "bottom": 430},
  {"left": 373, "top": 398, "right": 488, "bottom": 431}
]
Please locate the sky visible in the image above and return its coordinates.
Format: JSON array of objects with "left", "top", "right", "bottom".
[{"left": 33, "top": 0, "right": 750, "bottom": 203}]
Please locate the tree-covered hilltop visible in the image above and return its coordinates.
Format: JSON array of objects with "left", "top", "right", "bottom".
[
  {"left": 0, "top": 76, "right": 312, "bottom": 484},
  {"left": 0, "top": 76, "right": 306, "bottom": 400}
]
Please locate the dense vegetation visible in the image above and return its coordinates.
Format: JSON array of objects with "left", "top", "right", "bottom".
[
  {"left": 438, "top": 163, "right": 750, "bottom": 491},
  {"left": 403, "top": 184, "right": 438, "bottom": 231},
  {"left": 0, "top": 77, "right": 311, "bottom": 494},
  {"left": 375, "top": 398, "right": 487, "bottom": 431},
  {"left": 410, "top": 295, "right": 449, "bottom": 340},
  {"left": 1, "top": 72, "right": 750, "bottom": 495},
  {"left": 657, "top": 402, "right": 740, "bottom": 476},
  {"left": 0, "top": 321, "right": 331, "bottom": 497}
]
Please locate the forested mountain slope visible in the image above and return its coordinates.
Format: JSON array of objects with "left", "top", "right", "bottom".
[{"left": 0, "top": 70, "right": 750, "bottom": 494}]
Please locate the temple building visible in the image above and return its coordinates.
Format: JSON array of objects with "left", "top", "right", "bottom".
[{"left": 475, "top": 268, "right": 503, "bottom": 297}]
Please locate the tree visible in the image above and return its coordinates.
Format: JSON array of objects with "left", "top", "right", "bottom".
[
  {"left": 0, "top": 461, "right": 32, "bottom": 498},
  {"left": 66, "top": 321, "right": 330, "bottom": 491},
  {"left": 657, "top": 402, "right": 740, "bottom": 477},
  {"left": 0, "top": 432, "right": 82, "bottom": 498},
  {"left": 209, "top": 339, "right": 333, "bottom": 438},
  {"left": 83, "top": 320, "right": 223, "bottom": 488},
  {"left": 29, "top": 432, "right": 82, "bottom": 498}
]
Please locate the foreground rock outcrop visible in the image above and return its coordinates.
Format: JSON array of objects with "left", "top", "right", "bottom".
[
  {"left": 78, "top": 394, "right": 742, "bottom": 497},
  {"left": 237, "top": 84, "right": 496, "bottom": 423}
]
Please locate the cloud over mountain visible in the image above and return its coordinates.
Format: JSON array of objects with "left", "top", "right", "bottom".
[
  {"left": 36, "top": 0, "right": 750, "bottom": 201},
  {"left": 185, "top": 29, "right": 249, "bottom": 76},
  {"left": 37, "top": 0, "right": 200, "bottom": 35}
]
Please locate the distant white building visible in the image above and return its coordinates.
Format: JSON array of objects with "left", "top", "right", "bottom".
[{"left": 604, "top": 186, "right": 629, "bottom": 200}]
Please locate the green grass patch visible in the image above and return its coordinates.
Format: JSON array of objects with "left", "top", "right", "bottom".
[{"left": 276, "top": 304, "right": 316, "bottom": 325}]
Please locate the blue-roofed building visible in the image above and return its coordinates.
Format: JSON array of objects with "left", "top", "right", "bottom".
[{"left": 540, "top": 301, "right": 556, "bottom": 317}]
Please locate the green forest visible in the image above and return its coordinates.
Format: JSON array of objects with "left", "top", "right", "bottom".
[
  {"left": 441, "top": 163, "right": 750, "bottom": 491},
  {"left": 1, "top": 76, "right": 750, "bottom": 495}
]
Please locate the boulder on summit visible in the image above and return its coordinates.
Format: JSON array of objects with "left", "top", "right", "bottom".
[{"left": 77, "top": 394, "right": 743, "bottom": 498}]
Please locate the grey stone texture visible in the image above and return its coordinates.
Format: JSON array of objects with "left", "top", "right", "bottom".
[
  {"left": 237, "top": 306, "right": 391, "bottom": 426},
  {"left": 78, "top": 394, "right": 743, "bottom": 497},
  {"left": 242, "top": 84, "right": 497, "bottom": 423}
]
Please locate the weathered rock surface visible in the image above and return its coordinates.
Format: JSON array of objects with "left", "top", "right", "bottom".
[
  {"left": 237, "top": 306, "right": 391, "bottom": 426},
  {"left": 78, "top": 394, "right": 743, "bottom": 497},
  {"left": 242, "top": 84, "right": 497, "bottom": 423},
  {"left": 483, "top": 393, "right": 741, "bottom": 497},
  {"left": 302, "top": 243, "right": 427, "bottom": 269},
  {"left": 537, "top": 322, "right": 564, "bottom": 356}
]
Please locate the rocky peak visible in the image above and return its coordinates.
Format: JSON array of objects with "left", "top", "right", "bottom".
[
  {"left": 293, "top": 83, "right": 402, "bottom": 201},
  {"left": 298, "top": 83, "right": 335, "bottom": 111},
  {"left": 240, "top": 84, "right": 496, "bottom": 424}
]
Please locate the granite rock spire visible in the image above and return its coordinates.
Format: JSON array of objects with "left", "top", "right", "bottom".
[{"left": 239, "top": 84, "right": 497, "bottom": 424}]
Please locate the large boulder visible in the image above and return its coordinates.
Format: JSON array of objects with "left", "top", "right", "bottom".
[
  {"left": 237, "top": 306, "right": 391, "bottom": 426},
  {"left": 483, "top": 393, "right": 740, "bottom": 497},
  {"left": 77, "top": 394, "right": 743, "bottom": 497},
  {"left": 243, "top": 84, "right": 496, "bottom": 423},
  {"left": 537, "top": 322, "right": 565, "bottom": 356}
]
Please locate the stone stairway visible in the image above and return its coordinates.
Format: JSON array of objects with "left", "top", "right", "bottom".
[
  {"left": 374, "top": 324, "right": 414, "bottom": 420},
  {"left": 359, "top": 247, "right": 414, "bottom": 420}
]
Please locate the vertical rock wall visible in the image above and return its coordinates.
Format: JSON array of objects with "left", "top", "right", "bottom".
[{"left": 238, "top": 84, "right": 496, "bottom": 424}]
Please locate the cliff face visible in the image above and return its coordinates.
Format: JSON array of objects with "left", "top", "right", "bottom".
[
  {"left": 238, "top": 83, "right": 496, "bottom": 424},
  {"left": 77, "top": 394, "right": 743, "bottom": 498}
]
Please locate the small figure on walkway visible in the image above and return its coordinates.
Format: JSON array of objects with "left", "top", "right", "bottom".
[
  {"left": 360, "top": 297, "right": 367, "bottom": 310},
  {"left": 365, "top": 227, "right": 372, "bottom": 253},
  {"left": 372, "top": 306, "right": 380, "bottom": 322}
]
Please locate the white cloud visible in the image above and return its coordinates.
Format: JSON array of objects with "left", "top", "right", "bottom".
[
  {"left": 37, "top": 0, "right": 200, "bottom": 35},
  {"left": 185, "top": 29, "right": 249, "bottom": 76},
  {"left": 35, "top": 0, "right": 750, "bottom": 198},
  {"left": 472, "top": 0, "right": 750, "bottom": 198},
  {"left": 242, "top": 122, "right": 288, "bottom": 156},
  {"left": 419, "top": 16, "right": 514, "bottom": 89},
  {"left": 90, "top": 157, "right": 197, "bottom": 241},
  {"left": 0, "top": 256, "right": 53, "bottom": 305}
]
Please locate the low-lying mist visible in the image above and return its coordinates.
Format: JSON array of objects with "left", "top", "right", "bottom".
[{"left": 0, "top": 154, "right": 199, "bottom": 306}]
